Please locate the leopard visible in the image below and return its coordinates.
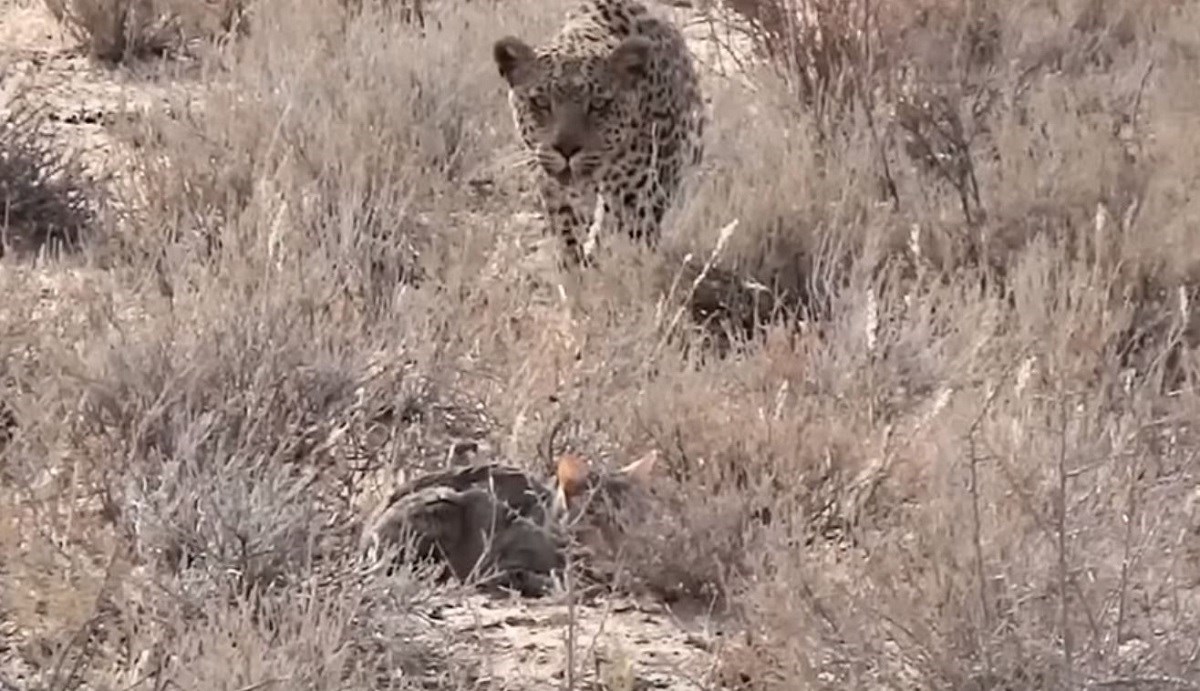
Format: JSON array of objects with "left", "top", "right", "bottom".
[{"left": 492, "top": 0, "right": 706, "bottom": 265}]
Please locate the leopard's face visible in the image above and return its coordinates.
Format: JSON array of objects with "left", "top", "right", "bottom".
[{"left": 495, "top": 36, "right": 652, "bottom": 186}]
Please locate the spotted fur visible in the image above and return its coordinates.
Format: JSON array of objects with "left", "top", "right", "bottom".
[{"left": 493, "top": 0, "right": 705, "bottom": 264}]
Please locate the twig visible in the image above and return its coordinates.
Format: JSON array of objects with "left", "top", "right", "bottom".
[
  {"left": 1056, "top": 393, "right": 1075, "bottom": 686},
  {"left": 856, "top": 0, "right": 899, "bottom": 211},
  {"left": 1113, "top": 431, "right": 1141, "bottom": 654},
  {"left": 964, "top": 350, "right": 1032, "bottom": 671},
  {"left": 540, "top": 413, "right": 572, "bottom": 477},
  {"left": 564, "top": 542, "right": 577, "bottom": 690},
  {"left": 965, "top": 393, "right": 1000, "bottom": 670},
  {"left": 1129, "top": 60, "right": 1155, "bottom": 133}
]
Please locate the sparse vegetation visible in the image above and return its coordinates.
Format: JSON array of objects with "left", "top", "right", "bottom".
[
  {"left": 0, "top": 98, "right": 96, "bottom": 256},
  {"left": 3, "top": 0, "right": 1200, "bottom": 688}
]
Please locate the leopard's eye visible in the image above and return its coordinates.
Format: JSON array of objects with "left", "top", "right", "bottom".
[{"left": 588, "top": 97, "right": 613, "bottom": 115}]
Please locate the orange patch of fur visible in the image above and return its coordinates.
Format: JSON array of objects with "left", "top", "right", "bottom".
[{"left": 555, "top": 452, "right": 591, "bottom": 499}]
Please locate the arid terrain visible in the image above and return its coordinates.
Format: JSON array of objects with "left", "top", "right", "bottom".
[{"left": 2, "top": 0, "right": 1200, "bottom": 689}]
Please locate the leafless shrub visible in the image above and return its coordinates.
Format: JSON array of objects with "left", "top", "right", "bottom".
[
  {"left": 0, "top": 100, "right": 97, "bottom": 257},
  {"left": 722, "top": 0, "right": 867, "bottom": 119}
]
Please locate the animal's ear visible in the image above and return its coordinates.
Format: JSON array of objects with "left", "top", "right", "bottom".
[
  {"left": 618, "top": 449, "right": 659, "bottom": 486},
  {"left": 494, "top": 36, "right": 537, "bottom": 87},
  {"left": 556, "top": 453, "right": 590, "bottom": 499},
  {"left": 608, "top": 36, "right": 652, "bottom": 85}
]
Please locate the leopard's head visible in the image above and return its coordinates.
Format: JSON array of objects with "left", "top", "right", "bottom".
[{"left": 493, "top": 35, "right": 651, "bottom": 185}]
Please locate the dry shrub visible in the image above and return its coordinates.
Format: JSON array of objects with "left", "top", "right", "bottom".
[
  {"left": 652, "top": 0, "right": 1200, "bottom": 687},
  {"left": 145, "top": 576, "right": 446, "bottom": 689},
  {"left": 1, "top": 1, "right": 535, "bottom": 687},
  {"left": 0, "top": 100, "right": 97, "bottom": 257},
  {"left": 697, "top": 0, "right": 1200, "bottom": 355},
  {"left": 721, "top": 0, "right": 871, "bottom": 117},
  {"left": 43, "top": 0, "right": 247, "bottom": 62}
]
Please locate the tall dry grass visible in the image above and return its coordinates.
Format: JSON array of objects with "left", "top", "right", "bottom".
[{"left": 2, "top": 0, "right": 1200, "bottom": 688}]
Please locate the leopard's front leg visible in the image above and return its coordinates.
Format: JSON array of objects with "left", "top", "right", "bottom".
[{"left": 539, "top": 175, "right": 598, "bottom": 267}]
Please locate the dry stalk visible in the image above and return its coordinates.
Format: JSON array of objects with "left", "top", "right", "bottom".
[
  {"left": 540, "top": 412, "right": 572, "bottom": 478},
  {"left": 652, "top": 218, "right": 739, "bottom": 360},
  {"left": 564, "top": 540, "right": 578, "bottom": 690},
  {"left": 1056, "top": 393, "right": 1075, "bottom": 686},
  {"left": 1113, "top": 425, "right": 1139, "bottom": 655}
]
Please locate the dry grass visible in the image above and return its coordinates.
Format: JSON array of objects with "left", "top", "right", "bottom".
[{"left": 3, "top": 0, "right": 1200, "bottom": 688}]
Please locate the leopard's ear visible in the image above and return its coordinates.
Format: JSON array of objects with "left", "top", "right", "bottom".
[
  {"left": 494, "top": 36, "right": 538, "bottom": 87},
  {"left": 608, "top": 36, "right": 652, "bottom": 86},
  {"left": 618, "top": 449, "right": 659, "bottom": 487}
]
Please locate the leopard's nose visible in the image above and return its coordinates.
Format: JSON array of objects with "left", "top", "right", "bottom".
[{"left": 553, "top": 141, "right": 582, "bottom": 160}]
